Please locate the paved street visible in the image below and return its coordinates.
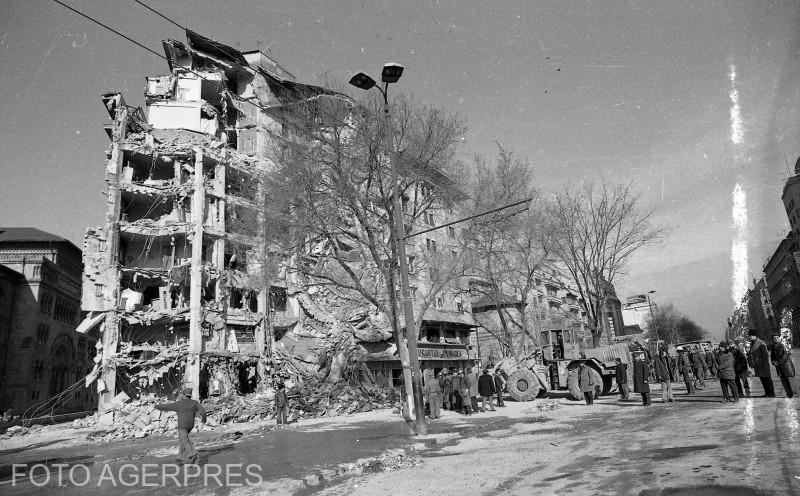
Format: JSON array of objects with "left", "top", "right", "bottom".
[{"left": 1, "top": 369, "right": 799, "bottom": 496}]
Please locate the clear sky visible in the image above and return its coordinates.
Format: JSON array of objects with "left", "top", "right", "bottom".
[{"left": 2, "top": 0, "right": 800, "bottom": 338}]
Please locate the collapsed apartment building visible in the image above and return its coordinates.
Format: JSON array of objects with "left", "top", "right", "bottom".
[
  {"left": 80, "top": 30, "right": 480, "bottom": 415},
  {"left": 80, "top": 31, "right": 357, "bottom": 412}
]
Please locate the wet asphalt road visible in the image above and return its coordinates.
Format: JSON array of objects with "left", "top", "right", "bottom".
[{"left": 1, "top": 371, "right": 799, "bottom": 495}]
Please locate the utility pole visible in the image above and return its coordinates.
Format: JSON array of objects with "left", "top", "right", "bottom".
[{"left": 187, "top": 149, "right": 205, "bottom": 400}]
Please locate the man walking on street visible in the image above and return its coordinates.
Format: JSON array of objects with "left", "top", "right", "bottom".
[
  {"left": 155, "top": 387, "right": 207, "bottom": 464},
  {"left": 493, "top": 369, "right": 506, "bottom": 407},
  {"left": 748, "top": 329, "right": 775, "bottom": 397},
  {"left": 478, "top": 368, "right": 497, "bottom": 412},
  {"left": 633, "top": 352, "right": 652, "bottom": 406},
  {"left": 690, "top": 346, "right": 706, "bottom": 390},
  {"left": 732, "top": 340, "right": 751, "bottom": 398},
  {"left": 654, "top": 350, "right": 674, "bottom": 403},
  {"left": 678, "top": 347, "right": 696, "bottom": 394},
  {"left": 615, "top": 358, "right": 630, "bottom": 400},
  {"left": 770, "top": 331, "right": 795, "bottom": 398},
  {"left": 717, "top": 341, "right": 739, "bottom": 402}
]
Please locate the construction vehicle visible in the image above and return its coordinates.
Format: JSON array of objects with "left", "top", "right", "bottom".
[{"left": 495, "top": 329, "right": 644, "bottom": 401}]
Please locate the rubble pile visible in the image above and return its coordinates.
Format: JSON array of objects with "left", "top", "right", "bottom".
[
  {"left": 64, "top": 381, "right": 396, "bottom": 442},
  {"left": 74, "top": 399, "right": 181, "bottom": 441},
  {"left": 290, "top": 383, "right": 396, "bottom": 420}
]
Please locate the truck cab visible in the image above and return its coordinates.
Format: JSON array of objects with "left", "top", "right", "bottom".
[{"left": 540, "top": 329, "right": 581, "bottom": 362}]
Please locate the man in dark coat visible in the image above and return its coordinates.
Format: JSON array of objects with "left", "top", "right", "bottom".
[
  {"left": 690, "top": 346, "right": 706, "bottom": 390},
  {"left": 155, "top": 387, "right": 207, "bottom": 464},
  {"left": 451, "top": 370, "right": 465, "bottom": 413},
  {"left": 615, "top": 358, "right": 630, "bottom": 400},
  {"left": 677, "top": 348, "right": 696, "bottom": 394},
  {"left": 478, "top": 369, "right": 497, "bottom": 412},
  {"left": 770, "top": 332, "right": 795, "bottom": 398},
  {"left": 747, "top": 329, "right": 775, "bottom": 397},
  {"left": 653, "top": 351, "right": 674, "bottom": 403},
  {"left": 732, "top": 340, "right": 751, "bottom": 398},
  {"left": 439, "top": 369, "right": 453, "bottom": 410},
  {"left": 706, "top": 348, "right": 718, "bottom": 379},
  {"left": 578, "top": 361, "right": 595, "bottom": 405},
  {"left": 493, "top": 370, "right": 506, "bottom": 407},
  {"left": 275, "top": 381, "right": 289, "bottom": 427},
  {"left": 717, "top": 341, "right": 738, "bottom": 402},
  {"left": 633, "top": 352, "right": 651, "bottom": 406}
]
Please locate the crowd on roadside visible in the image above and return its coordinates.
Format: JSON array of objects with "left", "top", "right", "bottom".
[
  {"left": 606, "top": 329, "right": 796, "bottom": 407},
  {"left": 419, "top": 328, "right": 797, "bottom": 418},
  {"left": 419, "top": 366, "right": 507, "bottom": 418}
]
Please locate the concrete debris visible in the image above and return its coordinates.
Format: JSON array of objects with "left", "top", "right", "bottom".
[
  {"left": 536, "top": 400, "right": 561, "bottom": 412},
  {"left": 59, "top": 380, "right": 396, "bottom": 443},
  {"left": 302, "top": 448, "right": 419, "bottom": 487}
]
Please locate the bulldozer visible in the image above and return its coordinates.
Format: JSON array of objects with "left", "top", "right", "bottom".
[{"left": 495, "top": 329, "right": 640, "bottom": 401}]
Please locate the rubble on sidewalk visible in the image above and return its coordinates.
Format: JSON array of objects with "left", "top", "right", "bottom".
[{"left": 66, "top": 381, "right": 396, "bottom": 442}]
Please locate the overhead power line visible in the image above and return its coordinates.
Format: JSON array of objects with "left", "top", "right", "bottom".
[
  {"left": 51, "top": 0, "right": 464, "bottom": 201},
  {"left": 132, "top": 0, "right": 186, "bottom": 30}
]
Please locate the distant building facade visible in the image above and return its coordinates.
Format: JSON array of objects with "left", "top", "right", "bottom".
[
  {"left": 763, "top": 234, "right": 800, "bottom": 344},
  {"left": 0, "top": 228, "right": 98, "bottom": 416},
  {"left": 621, "top": 294, "right": 656, "bottom": 335}
]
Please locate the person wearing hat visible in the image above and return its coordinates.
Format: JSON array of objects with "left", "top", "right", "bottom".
[
  {"left": 451, "top": 370, "right": 465, "bottom": 413},
  {"left": 769, "top": 331, "right": 795, "bottom": 398},
  {"left": 717, "top": 341, "right": 738, "bottom": 402},
  {"left": 493, "top": 369, "right": 507, "bottom": 407},
  {"left": 732, "top": 340, "right": 751, "bottom": 398},
  {"left": 690, "top": 346, "right": 706, "bottom": 390},
  {"left": 632, "top": 351, "right": 652, "bottom": 406},
  {"left": 677, "top": 347, "right": 696, "bottom": 394},
  {"left": 747, "top": 329, "right": 775, "bottom": 397},
  {"left": 423, "top": 369, "right": 443, "bottom": 419},
  {"left": 653, "top": 349, "right": 675, "bottom": 403},
  {"left": 155, "top": 387, "right": 207, "bottom": 464},
  {"left": 438, "top": 369, "right": 453, "bottom": 411},
  {"left": 614, "top": 357, "right": 630, "bottom": 400},
  {"left": 467, "top": 366, "right": 481, "bottom": 413},
  {"left": 275, "top": 380, "right": 289, "bottom": 427},
  {"left": 478, "top": 368, "right": 497, "bottom": 412}
]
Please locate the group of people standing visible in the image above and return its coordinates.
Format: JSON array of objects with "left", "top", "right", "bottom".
[
  {"left": 609, "top": 329, "right": 796, "bottom": 407},
  {"left": 422, "top": 366, "right": 506, "bottom": 418}
]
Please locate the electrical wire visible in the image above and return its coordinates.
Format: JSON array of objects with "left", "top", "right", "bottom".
[{"left": 55, "top": 0, "right": 457, "bottom": 212}]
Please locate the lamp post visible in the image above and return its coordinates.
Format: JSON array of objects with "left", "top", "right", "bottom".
[
  {"left": 646, "top": 290, "right": 659, "bottom": 342},
  {"left": 350, "top": 64, "right": 427, "bottom": 435}
]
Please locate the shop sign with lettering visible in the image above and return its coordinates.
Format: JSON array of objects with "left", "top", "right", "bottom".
[{"left": 418, "top": 345, "right": 468, "bottom": 360}]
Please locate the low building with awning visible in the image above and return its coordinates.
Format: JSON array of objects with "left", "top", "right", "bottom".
[{"left": 363, "top": 307, "right": 478, "bottom": 387}]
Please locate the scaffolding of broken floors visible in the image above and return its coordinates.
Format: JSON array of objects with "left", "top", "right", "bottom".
[{"left": 80, "top": 32, "right": 309, "bottom": 412}]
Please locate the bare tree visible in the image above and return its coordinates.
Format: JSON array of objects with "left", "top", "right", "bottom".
[
  {"left": 467, "top": 144, "right": 554, "bottom": 361},
  {"left": 646, "top": 302, "right": 706, "bottom": 343},
  {"left": 548, "top": 182, "right": 663, "bottom": 347},
  {"left": 268, "top": 94, "right": 469, "bottom": 379}
]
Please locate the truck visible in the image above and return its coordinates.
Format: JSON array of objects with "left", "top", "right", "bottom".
[{"left": 495, "top": 329, "right": 645, "bottom": 401}]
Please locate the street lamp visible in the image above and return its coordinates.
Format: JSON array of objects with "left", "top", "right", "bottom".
[{"left": 350, "top": 63, "right": 427, "bottom": 435}]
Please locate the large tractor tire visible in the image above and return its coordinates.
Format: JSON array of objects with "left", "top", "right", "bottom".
[
  {"left": 566, "top": 366, "right": 603, "bottom": 401},
  {"left": 506, "top": 369, "right": 540, "bottom": 402},
  {"left": 601, "top": 376, "right": 614, "bottom": 397}
]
